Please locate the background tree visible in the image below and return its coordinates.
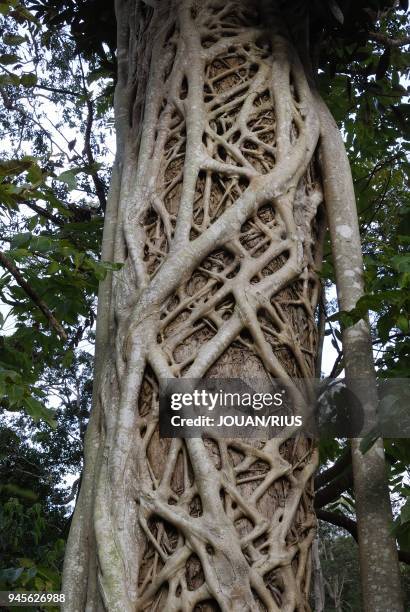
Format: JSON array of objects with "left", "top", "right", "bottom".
[{"left": 0, "top": 0, "right": 109, "bottom": 598}]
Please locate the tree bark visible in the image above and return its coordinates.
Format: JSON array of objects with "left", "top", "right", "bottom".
[
  {"left": 316, "top": 99, "right": 404, "bottom": 612},
  {"left": 61, "top": 1, "right": 400, "bottom": 611},
  {"left": 312, "top": 537, "right": 325, "bottom": 612}
]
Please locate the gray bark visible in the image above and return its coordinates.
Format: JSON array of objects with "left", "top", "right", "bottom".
[
  {"left": 312, "top": 537, "right": 325, "bottom": 612},
  {"left": 62, "top": 1, "right": 403, "bottom": 611},
  {"left": 317, "top": 98, "right": 404, "bottom": 612}
]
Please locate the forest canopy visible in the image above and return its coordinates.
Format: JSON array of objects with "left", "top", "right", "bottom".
[{"left": 0, "top": 0, "right": 409, "bottom": 607}]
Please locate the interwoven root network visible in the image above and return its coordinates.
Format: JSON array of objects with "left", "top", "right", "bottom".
[{"left": 95, "top": 1, "right": 326, "bottom": 610}]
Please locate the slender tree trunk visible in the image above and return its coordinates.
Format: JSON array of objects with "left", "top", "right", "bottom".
[
  {"left": 317, "top": 99, "right": 404, "bottom": 612},
  {"left": 324, "top": 576, "right": 343, "bottom": 612},
  {"left": 312, "top": 538, "right": 325, "bottom": 612},
  {"left": 62, "top": 1, "right": 401, "bottom": 611}
]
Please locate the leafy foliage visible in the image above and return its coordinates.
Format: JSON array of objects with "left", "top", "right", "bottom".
[
  {"left": 0, "top": 0, "right": 112, "bottom": 591},
  {"left": 0, "top": 351, "right": 92, "bottom": 595},
  {"left": 317, "top": 522, "right": 362, "bottom": 611},
  {"left": 0, "top": 0, "right": 409, "bottom": 598}
]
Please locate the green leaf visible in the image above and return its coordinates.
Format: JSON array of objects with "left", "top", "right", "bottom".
[
  {"left": 397, "top": 314, "right": 409, "bottom": 334},
  {"left": 100, "top": 260, "right": 123, "bottom": 272},
  {"left": 12, "top": 4, "right": 37, "bottom": 23},
  {"left": 26, "top": 162, "right": 43, "bottom": 183},
  {"left": 20, "top": 73, "right": 37, "bottom": 88},
  {"left": 377, "top": 313, "right": 393, "bottom": 344},
  {"left": 0, "top": 483, "right": 38, "bottom": 501},
  {"left": 87, "top": 67, "right": 113, "bottom": 83},
  {"left": 328, "top": 310, "right": 355, "bottom": 328},
  {"left": 10, "top": 231, "right": 32, "bottom": 249},
  {"left": 56, "top": 170, "right": 77, "bottom": 190},
  {"left": 30, "top": 235, "right": 53, "bottom": 253},
  {"left": 0, "top": 53, "right": 19, "bottom": 65},
  {"left": 36, "top": 565, "right": 60, "bottom": 585},
  {"left": 0, "top": 72, "right": 20, "bottom": 86},
  {"left": 92, "top": 262, "right": 108, "bottom": 281},
  {"left": 392, "top": 254, "right": 410, "bottom": 273},
  {"left": 47, "top": 261, "right": 59, "bottom": 274},
  {"left": 23, "top": 397, "right": 56, "bottom": 428},
  {"left": 62, "top": 349, "right": 74, "bottom": 368},
  {"left": 0, "top": 158, "right": 33, "bottom": 178},
  {"left": 359, "top": 432, "right": 379, "bottom": 454},
  {"left": 3, "top": 33, "right": 26, "bottom": 45},
  {"left": 400, "top": 500, "right": 410, "bottom": 525},
  {"left": 376, "top": 48, "right": 390, "bottom": 82}
]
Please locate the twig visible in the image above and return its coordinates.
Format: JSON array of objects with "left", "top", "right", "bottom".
[
  {"left": 55, "top": 477, "right": 80, "bottom": 505},
  {"left": 315, "top": 447, "right": 351, "bottom": 489},
  {"left": 83, "top": 98, "right": 107, "bottom": 212},
  {"left": 20, "top": 200, "right": 64, "bottom": 226},
  {"left": 0, "top": 250, "right": 67, "bottom": 340},
  {"left": 315, "top": 286, "right": 326, "bottom": 378},
  {"left": 79, "top": 57, "right": 107, "bottom": 212}
]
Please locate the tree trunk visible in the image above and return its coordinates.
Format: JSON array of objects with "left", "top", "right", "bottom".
[
  {"left": 317, "top": 99, "right": 404, "bottom": 612},
  {"left": 61, "top": 1, "right": 398, "bottom": 611},
  {"left": 312, "top": 538, "right": 325, "bottom": 612}
]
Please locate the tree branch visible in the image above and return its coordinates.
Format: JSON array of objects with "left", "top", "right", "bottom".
[
  {"left": 83, "top": 98, "right": 107, "bottom": 212},
  {"left": 369, "top": 31, "right": 410, "bottom": 48},
  {"left": 315, "top": 287, "right": 326, "bottom": 377},
  {"left": 317, "top": 509, "right": 410, "bottom": 565},
  {"left": 314, "top": 467, "right": 353, "bottom": 508},
  {"left": 21, "top": 200, "right": 64, "bottom": 226},
  {"left": 34, "top": 84, "right": 81, "bottom": 97},
  {"left": 56, "top": 477, "right": 80, "bottom": 505},
  {"left": 315, "top": 447, "right": 351, "bottom": 490},
  {"left": 0, "top": 251, "right": 67, "bottom": 340}
]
